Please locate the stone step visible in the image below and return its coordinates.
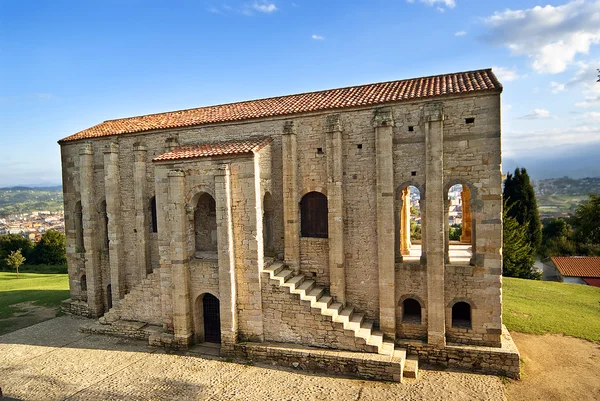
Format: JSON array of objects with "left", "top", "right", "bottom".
[
  {"left": 346, "top": 313, "right": 364, "bottom": 331},
  {"left": 323, "top": 302, "right": 343, "bottom": 317},
  {"left": 312, "top": 295, "right": 333, "bottom": 312},
  {"left": 403, "top": 355, "right": 419, "bottom": 379},
  {"left": 293, "top": 279, "right": 315, "bottom": 296},
  {"left": 282, "top": 275, "right": 305, "bottom": 290},
  {"left": 304, "top": 286, "right": 325, "bottom": 302},
  {"left": 274, "top": 269, "right": 294, "bottom": 283},
  {"left": 380, "top": 341, "right": 395, "bottom": 356},
  {"left": 334, "top": 307, "right": 354, "bottom": 324},
  {"left": 367, "top": 331, "right": 384, "bottom": 347},
  {"left": 264, "top": 262, "right": 284, "bottom": 277},
  {"left": 356, "top": 319, "right": 373, "bottom": 339}
]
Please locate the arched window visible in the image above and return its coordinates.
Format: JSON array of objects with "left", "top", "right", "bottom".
[
  {"left": 194, "top": 193, "right": 217, "bottom": 252},
  {"left": 402, "top": 298, "right": 422, "bottom": 324},
  {"left": 447, "top": 184, "right": 473, "bottom": 264},
  {"left": 300, "top": 192, "right": 328, "bottom": 238},
  {"left": 452, "top": 301, "right": 472, "bottom": 329},
  {"left": 397, "top": 185, "right": 422, "bottom": 262},
  {"left": 150, "top": 196, "right": 158, "bottom": 233},
  {"left": 74, "top": 201, "right": 85, "bottom": 252}
]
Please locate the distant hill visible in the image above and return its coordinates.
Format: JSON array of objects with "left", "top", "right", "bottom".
[
  {"left": 0, "top": 185, "right": 62, "bottom": 191},
  {"left": 0, "top": 187, "right": 63, "bottom": 217}
]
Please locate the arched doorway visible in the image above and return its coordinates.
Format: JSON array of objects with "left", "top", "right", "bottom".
[{"left": 199, "top": 293, "right": 221, "bottom": 343}]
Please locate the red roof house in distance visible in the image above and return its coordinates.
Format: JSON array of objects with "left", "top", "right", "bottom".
[{"left": 542, "top": 257, "right": 600, "bottom": 287}]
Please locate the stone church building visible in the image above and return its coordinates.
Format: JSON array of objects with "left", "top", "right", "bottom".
[{"left": 60, "top": 69, "right": 520, "bottom": 381}]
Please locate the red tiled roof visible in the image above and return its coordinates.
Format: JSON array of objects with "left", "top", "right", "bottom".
[
  {"left": 59, "top": 69, "right": 502, "bottom": 143},
  {"left": 551, "top": 256, "right": 600, "bottom": 278},
  {"left": 153, "top": 136, "right": 272, "bottom": 162}
]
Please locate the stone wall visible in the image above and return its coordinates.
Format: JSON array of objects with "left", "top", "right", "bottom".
[
  {"left": 299, "top": 238, "right": 329, "bottom": 287},
  {"left": 61, "top": 299, "right": 91, "bottom": 317},
  {"left": 395, "top": 262, "right": 428, "bottom": 340}
]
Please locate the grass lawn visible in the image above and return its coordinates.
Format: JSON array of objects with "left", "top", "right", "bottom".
[
  {"left": 0, "top": 272, "right": 69, "bottom": 334},
  {"left": 503, "top": 277, "right": 600, "bottom": 342}
]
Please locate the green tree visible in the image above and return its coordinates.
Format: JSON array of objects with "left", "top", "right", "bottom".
[
  {"left": 31, "top": 230, "right": 67, "bottom": 265},
  {"left": 0, "top": 234, "right": 34, "bottom": 270},
  {"left": 503, "top": 167, "right": 542, "bottom": 254},
  {"left": 540, "top": 218, "right": 576, "bottom": 258},
  {"left": 449, "top": 224, "right": 462, "bottom": 241},
  {"left": 503, "top": 205, "right": 538, "bottom": 279},
  {"left": 6, "top": 249, "right": 26, "bottom": 278}
]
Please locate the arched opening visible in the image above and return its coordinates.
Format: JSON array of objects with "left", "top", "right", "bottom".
[
  {"left": 195, "top": 293, "right": 221, "bottom": 344},
  {"left": 99, "top": 200, "right": 109, "bottom": 250},
  {"left": 396, "top": 185, "right": 423, "bottom": 262},
  {"left": 106, "top": 284, "right": 113, "bottom": 310},
  {"left": 263, "top": 192, "right": 274, "bottom": 257},
  {"left": 194, "top": 193, "right": 218, "bottom": 254},
  {"left": 402, "top": 298, "right": 422, "bottom": 324},
  {"left": 446, "top": 184, "right": 473, "bottom": 264},
  {"left": 74, "top": 201, "right": 85, "bottom": 253},
  {"left": 80, "top": 274, "right": 87, "bottom": 302},
  {"left": 300, "top": 192, "right": 328, "bottom": 238},
  {"left": 150, "top": 196, "right": 158, "bottom": 233},
  {"left": 452, "top": 301, "right": 472, "bottom": 329}
]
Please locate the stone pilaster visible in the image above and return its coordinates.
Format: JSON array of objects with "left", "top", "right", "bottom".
[
  {"left": 134, "top": 143, "right": 150, "bottom": 282},
  {"left": 80, "top": 143, "right": 103, "bottom": 317},
  {"left": 326, "top": 114, "right": 346, "bottom": 304},
  {"left": 424, "top": 102, "right": 446, "bottom": 347},
  {"left": 103, "top": 142, "right": 124, "bottom": 306},
  {"left": 373, "top": 107, "right": 396, "bottom": 338},
  {"left": 168, "top": 170, "right": 192, "bottom": 346},
  {"left": 215, "top": 164, "right": 238, "bottom": 353},
  {"left": 282, "top": 121, "right": 300, "bottom": 271}
]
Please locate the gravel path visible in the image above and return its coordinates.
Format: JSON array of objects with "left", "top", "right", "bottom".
[{"left": 0, "top": 316, "right": 506, "bottom": 401}]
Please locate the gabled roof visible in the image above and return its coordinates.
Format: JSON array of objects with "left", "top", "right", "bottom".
[
  {"left": 59, "top": 68, "right": 502, "bottom": 143},
  {"left": 153, "top": 136, "right": 272, "bottom": 162},
  {"left": 551, "top": 256, "right": 600, "bottom": 278}
]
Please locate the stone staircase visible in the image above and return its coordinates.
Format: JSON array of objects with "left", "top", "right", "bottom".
[
  {"left": 99, "top": 268, "right": 162, "bottom": 326},
  {"left": 263, "top": 261, "right": 417, "bottom": 379}
]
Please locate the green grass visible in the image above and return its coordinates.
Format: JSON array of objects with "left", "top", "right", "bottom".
[
  {"left": 0, "top": 272, "right": 69, "bottom": 319},
  {"left": 503, "top": 277, "right": 600, "bottom": 342}
]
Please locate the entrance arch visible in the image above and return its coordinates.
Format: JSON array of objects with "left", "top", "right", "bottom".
[{"left": 194, "top": 293, "right": 221, "bottom": 344}]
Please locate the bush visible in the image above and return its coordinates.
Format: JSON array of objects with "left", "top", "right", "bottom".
[{"left": 19, "top": 264, "right": 68, "bottom": 274}]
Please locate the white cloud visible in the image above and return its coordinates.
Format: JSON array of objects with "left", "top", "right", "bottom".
[
  {"left": 569, "top": 61, "right": 600, "bottom": 106},
  {"left": 550, "top": 82, "right": 565, "bottom": 93},
  {"left": 253, "top": 2, "right": 277, "bottom": 13},
  {"left": 455, "top": 31, "right": 467, "bottom": 37},
  {"left": 503, "top": 125, "right": 600, "bottom": 157},
  {"left": 311, "top": 34, "right": 324, "bottom": 40},
  {"left": 584, "top": 111, "right": 600, "bottom": 121},
  {"left": 407, "top": 0, "right": 456, "bottom": 9},
  {"left": 492, "top": 66, "right": 520, "bottom": 82},
  {"left": 484, "top": 0, "right": 600, "bottom": 74},
  {"left": 576, "top": 96, "right": 600, "bottom": 108},
  {"left": 36, "top": 93, "right": 55, "bottom": 100},
  {"left": 518, "top": 108, "right": 552, "bottom": 119}
]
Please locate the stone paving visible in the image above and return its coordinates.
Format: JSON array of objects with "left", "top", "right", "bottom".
[{"left": 0, "top": 316, "right": 506, "bottom": 401}]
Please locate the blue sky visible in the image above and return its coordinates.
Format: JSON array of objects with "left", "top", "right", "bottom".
[{"left": 1, "top": 0, "right": 599, "bottom": 186}]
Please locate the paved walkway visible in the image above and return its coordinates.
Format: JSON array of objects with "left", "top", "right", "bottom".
[{"left": 0, "top": 316, "right": 506, "bottom": 400}]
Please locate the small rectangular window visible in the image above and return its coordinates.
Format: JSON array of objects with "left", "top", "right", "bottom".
[
  {"left": 465, "top": 118, "right": 475, "bottom": 124},
  {"left": 317, "top": 148, "right": 324, "bottom": 155},
  {"left": 408, "top": 126, "right": 414, "bottom": 132},
  {"left": 357, "top": 144, "right": 363, "bottom": 149}
]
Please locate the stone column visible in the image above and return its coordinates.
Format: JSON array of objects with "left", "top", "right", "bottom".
[
  {"left": 134, "top": 143, "right": 150, "bottom": 282},
  {"left": 80, "top": 143, "right": 103, "bottom": 316},
  {"left": 444, "top": 198, "right": 450, "bottom": 264},
  {"left": 215, "top": 165, "right": 238, "bottom": 353},
  {"left": 168, "top": 170, "right": 192, "bottom": 346},
  {"left": 460, "top": 186, "right": 472, "bottom": 244},
  {"left": 424, "top": 102, "right": 446, "bottom": 347},
  {"left": 401, "top": 187, "right": 412, "bottom": 256},
  {"left": 282, "top": 121, "right": 300, "bottom": 271},
  {"left": 326, "top": 115, "right": 346, "bottom": 304},
  {"left": 373, "top": 107, "right": 396, "bottom": 338},
  {"left": 420, "top": 193, "right": 427, "bottom": 265},
  {"left": 103, "top": 142, "right": 124, "bottom": 305}
]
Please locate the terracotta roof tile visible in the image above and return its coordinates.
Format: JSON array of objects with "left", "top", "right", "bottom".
[
  {"left": 550, "top": 256, "right": 600, "bottom": 278},
  {"left": 153, "top": 136, "right": 272, "bottom": 162},
  {"left": 60, "top": 69, "right": 501, "bottom": 143}
]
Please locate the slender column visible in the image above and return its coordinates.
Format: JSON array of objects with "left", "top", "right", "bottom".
[
  {"left": 326, "top": 115, "right": 346, "bottom": 303},
  {"left": 460, "top": 186, "right": 472, "bottom": 243},
  {"left": 168, "top": 170, "right": 192, "bottom": 346},
  {"left": 394, "top": 202, "right": 403, "bottom": 263},
  {"left": 282, "top": 121, "right": 300, "bottom": 271},
  {"left": 401, "top": 187, "right": 412, "bottom": 256},
  {"left": 80, "top": 143, "right": 103, "bottom": 316},
  {"left": 425, "top": 102, "right": 446, "bottom": 347},
  {"left": 373, "top": 107, "right": 396, "bottom": 338},
  {"left": 103, "top": 142, "right": 124, "bottom": 305},
  {"left": 134, "top": 143, "right": 149, "bottom": 281},
  {"left": 215, "top": 165, "right": 237, "bottom": 353},
  {"left": 444, "top": 198, "right": 450, "bottom": 264}
]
